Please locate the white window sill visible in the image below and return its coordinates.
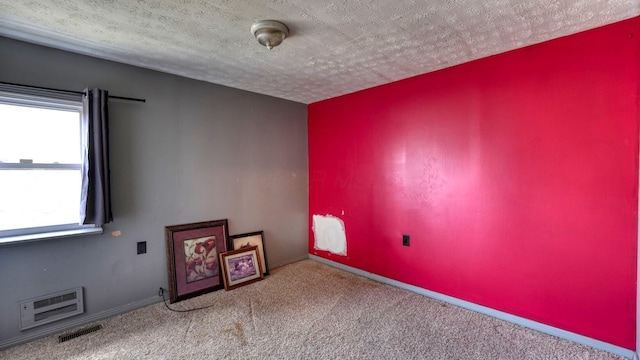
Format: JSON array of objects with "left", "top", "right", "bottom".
[{"left": 0, "top": 227, "right": 103, "bottom": 246}]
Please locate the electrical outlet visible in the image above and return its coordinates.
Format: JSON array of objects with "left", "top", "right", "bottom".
[
  {"left": 402, "top": 234, "right": 410, "bottom": 246},
  {"left": 137, "top": 241, "right": 147, "bottom": 254}
]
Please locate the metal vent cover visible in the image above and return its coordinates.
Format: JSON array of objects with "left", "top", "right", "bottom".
[{"left": 58, "top": 324, "right": 102, "bottom": 343}]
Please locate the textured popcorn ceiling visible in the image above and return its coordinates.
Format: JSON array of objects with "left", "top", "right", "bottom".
[{"left": 0, "top": 1, "right": 638, "bottom": 104}]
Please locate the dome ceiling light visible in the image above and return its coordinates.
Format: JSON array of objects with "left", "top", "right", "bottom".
[{"left": 251, "top": 20, "right": 289, "bottom": 50}]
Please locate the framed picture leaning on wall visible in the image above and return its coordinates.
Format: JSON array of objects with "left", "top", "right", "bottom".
[
  {"left": 219, "top": 246, "right": 264, "bottom": 290},
  {"left": 228, "top": 230, "right": 269, "bottom": 276},
  {"left": 165, "top": 219, "right": 229, "bottom": 303}
]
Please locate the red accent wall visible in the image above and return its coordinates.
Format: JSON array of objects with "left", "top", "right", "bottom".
[{"left": 309, "top": 17, "right": 640, "bottom": 349}]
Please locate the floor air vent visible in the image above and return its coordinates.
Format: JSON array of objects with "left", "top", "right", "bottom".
[
  {"left": 19, "top": 287, "right": 84, "bottom": 330},
  {"left": 58, "top": 324, "right": 102, "bottom": 343}
]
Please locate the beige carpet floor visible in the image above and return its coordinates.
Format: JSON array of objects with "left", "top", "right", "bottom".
[{"left": 0, "top": 259, "right": 624, "bottom": 359}]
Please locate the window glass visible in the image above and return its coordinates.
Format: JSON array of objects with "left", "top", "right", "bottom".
[
  {"left": 0, "top": 95, "right": 85, "bottom": 234},
  {"left": 0, "top": 104, "right": 81, "bottom": 164}
]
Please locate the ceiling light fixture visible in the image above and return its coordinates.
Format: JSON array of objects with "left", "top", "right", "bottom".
[{"left": 251, "top": 20, "right": 289, "bottom": 50}]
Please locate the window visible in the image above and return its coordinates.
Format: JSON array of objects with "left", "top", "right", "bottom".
[{"left": 0, "top": 89, "right": 98, "bottom": 241}]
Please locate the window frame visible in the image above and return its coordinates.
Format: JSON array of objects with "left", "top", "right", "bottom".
[{"left": 0, "top": 88, "right": 102, "bottom": 245}]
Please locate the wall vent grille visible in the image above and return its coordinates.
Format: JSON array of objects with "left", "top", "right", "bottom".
[
  {"left": 19, "top": 287, "right": 84, "bottom": 330},
  {"left": 34, "top": 292, "right": 77, "bottom": 309}
]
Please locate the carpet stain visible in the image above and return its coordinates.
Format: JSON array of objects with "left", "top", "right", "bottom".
[{"left": 222, "top": 322, "right": 248, "bottom": 346}]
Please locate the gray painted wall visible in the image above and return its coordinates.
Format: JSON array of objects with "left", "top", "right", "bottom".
[{"left": 0, "top": 37, "right": 308, "bottom": 344}]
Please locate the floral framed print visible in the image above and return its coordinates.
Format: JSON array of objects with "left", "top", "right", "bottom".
[
  {"left": 228, "top": 231, "right": 269, "bottom": 276},
  {"left": 219, "top": 246, "right": 264, "bottom": 291},
  {"left": 165, "top": 219, "right": 229, "bottom": 303}
]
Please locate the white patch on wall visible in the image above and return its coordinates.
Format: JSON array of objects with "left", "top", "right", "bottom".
[{"left": 312, "top": 214, "right": 347, "bottom": 256}]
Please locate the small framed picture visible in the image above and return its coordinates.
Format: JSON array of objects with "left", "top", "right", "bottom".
[
  {"left": 165, "top": 219, "right": 229, "bottom": 303},
  {"left": 228, "top": 231, "right": 269, "bottom": 276},
  {"left": 219, "top": 246, "right": 264, "bottom": 291}
]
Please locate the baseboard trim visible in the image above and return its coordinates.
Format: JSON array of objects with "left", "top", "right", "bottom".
[
  {"left": 270, "top": 254, "right": 310, "bottom": 270},
  {"left": 309, "top": 254, "right": 636, "bottom": 360},
  {"left": 0, "top": 295, "right": 162, "bottom": 350}
]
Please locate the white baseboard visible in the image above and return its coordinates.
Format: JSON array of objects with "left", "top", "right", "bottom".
[
  {"left": 309, "top": 254, "right": 636, "bottom": 360},
  {"left": 0, "top": 295, "right": 162, "bottom": 350}
]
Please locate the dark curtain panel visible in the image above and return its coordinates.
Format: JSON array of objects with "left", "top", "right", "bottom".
[{"left": 80, "top": 88, "right": 113, "bottom": 225}]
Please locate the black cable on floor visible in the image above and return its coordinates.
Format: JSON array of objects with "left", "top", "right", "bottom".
[{"left": 159, "top": 287, "right": 216, "bottom": 313}]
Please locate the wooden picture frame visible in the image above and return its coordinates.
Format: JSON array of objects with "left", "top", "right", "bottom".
[
  {"left": 228, "top": 231, "right": 269, "bottom": 276},
  {"left": 219, "top": 246, "right": 264, "bottom": 290},
  {"left": 165, "top": 219, "right": 229, "bottom": 303}
]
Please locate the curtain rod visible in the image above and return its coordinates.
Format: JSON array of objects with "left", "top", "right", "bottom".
[{"left": 0, "top": 81, "right": 146, "bottom": 103}]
